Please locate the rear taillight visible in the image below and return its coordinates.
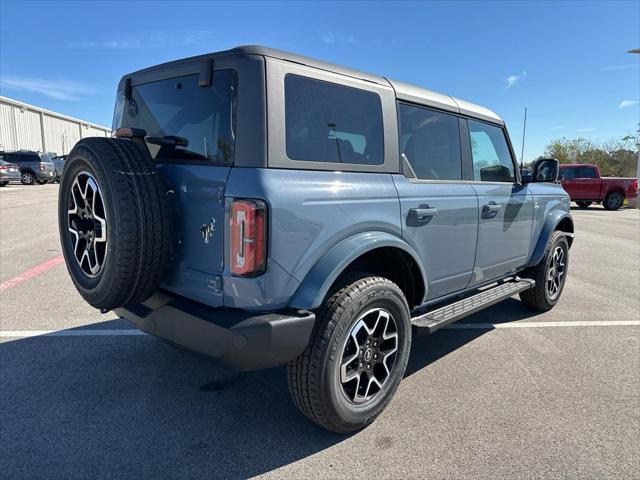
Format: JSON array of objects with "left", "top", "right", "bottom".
[
  {"left": 39, "top": 163, "right": 45, "bottom": 172},
  {"left": 0, "top": 166, "right": 7, "bottom": 171},
  {"left": 633, "top": 179, "right": 638, "bottom": 191},
  {"left": 229, "top": 199, "right": 267, "bottom": 277}
]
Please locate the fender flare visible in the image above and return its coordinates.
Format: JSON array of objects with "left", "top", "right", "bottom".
[
  {"left": 526, "top": 211, "right": 574, "bottom": 268},
  {"left": 289, "top": 231, "right": 428, "bottom": 310}
]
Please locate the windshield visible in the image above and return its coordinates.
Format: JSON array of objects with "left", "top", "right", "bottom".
[{"left": 116, "top": 70, "right": 237, "bottom": 163}]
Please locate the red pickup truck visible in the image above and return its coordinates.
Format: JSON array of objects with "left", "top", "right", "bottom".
[{"left": 559, "top": 164, "right": 638, "bottom": 210}]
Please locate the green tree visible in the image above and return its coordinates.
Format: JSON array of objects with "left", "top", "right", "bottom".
[{"left": 543, "top": 131, "right": 639, "bottom": 177}]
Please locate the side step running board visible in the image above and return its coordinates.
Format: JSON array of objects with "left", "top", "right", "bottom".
[{"left": 411, "top": 278, "right": 535, "bottom": 334}]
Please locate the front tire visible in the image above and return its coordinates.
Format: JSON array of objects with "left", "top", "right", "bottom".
[
  {"left": 519, "top": 230, "right": 569, "bottom": 311},
  {"left": 21, "top": 171, "right": 35, "bottom": 185},
  {"left": 0, "top": 182, "right": 8, "bottom": 187},
  {"left": 603, "top": 192, "right": 623, "bottom": 210},
  {"left": 287, "top": 275, "right": 411, "bottom": 433},
  {"left": 576, "top": 201, "right": 592, "bottom": 208}
]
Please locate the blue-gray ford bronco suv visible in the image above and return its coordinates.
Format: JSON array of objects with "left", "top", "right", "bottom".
[{"left": 59, "top": 46, "right": 573, "bottom": 433}]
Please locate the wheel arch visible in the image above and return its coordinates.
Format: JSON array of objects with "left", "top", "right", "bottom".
[
  {"left": 289, "top": 232, "right": 427, "bottom": 311},
  {"left": 526, "top": 211, "right": 574, "bottom": 268}
]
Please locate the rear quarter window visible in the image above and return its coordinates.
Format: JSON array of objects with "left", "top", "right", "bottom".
[{"left": 284, "top": 74, "right": 383, "bottom": 165}]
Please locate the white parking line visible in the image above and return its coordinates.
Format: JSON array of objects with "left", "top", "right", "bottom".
[
  {"left": 1, "top": 330, "right": 147, "bottom": 338},
  {"left": 1, "top": 320, "right": 638, "bottom": 338}
]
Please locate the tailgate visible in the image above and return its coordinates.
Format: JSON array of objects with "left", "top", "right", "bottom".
[{"left": 157, "top": 164, "right": 230, "bottom": 307}]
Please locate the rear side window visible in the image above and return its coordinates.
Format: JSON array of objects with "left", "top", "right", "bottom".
[
  {"left": 285, "top": 74, "right": 383, "bottom": 165},
  {"left": 120, "top": 70, "right": 237, "bottom": 163},
  {"left": 468, "top": 120, "right": 515, "bottom": 182},
  {"left": 579, "top": 166, "right": 597, "bottom": 178},
  {"left": 398, "top": 103, "right": 462, "bottom": 180}
]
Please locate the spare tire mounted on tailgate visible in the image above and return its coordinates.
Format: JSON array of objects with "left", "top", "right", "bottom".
[{"left": 58, "top": 137, "right": 171, "bottom": 311}]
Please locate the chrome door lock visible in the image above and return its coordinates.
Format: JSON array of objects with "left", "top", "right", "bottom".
[{"left": 200, "top": 218, "right": 216, "bottom": 244}]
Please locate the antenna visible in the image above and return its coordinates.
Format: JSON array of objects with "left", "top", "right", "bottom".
[{"left": 520, "top": 107, "right": 528, "bottom": 165}]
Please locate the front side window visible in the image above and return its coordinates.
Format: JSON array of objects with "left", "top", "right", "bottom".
[
  {"left": 119, "top": 70, "right": 237, "bottom": 163},
  {"left": 399, "top": 103, "right": 462, "bottom": 180},
  {"left": 578, "top": 166, "right": 597, "bottom": 178},
  {"left": 560, "top": 167, "right": 576, "bottom": 180},
  {"left": 285, "top": 74, "right": 383, "bottom": 165},
  {"left": 468, "top": 120, "right": 515, "bottom": 182}
]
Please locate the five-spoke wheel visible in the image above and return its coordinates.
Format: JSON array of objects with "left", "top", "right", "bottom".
[
  {"left": 340, "top": 308, "right": 398, "bottom": 404},
  {"left": 546, "top": 246, "right": 565, "bottom": 301},
  {"left": 67, "top": 172, "right": 107, "bottom": 277}
]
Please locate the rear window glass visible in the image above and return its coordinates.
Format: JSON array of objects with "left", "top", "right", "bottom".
[
  {"left": 119, "top": 70, "right": 237, "bottom": 163},
  {"left": 285, "top": 74, "right": 383, "bottom": 165}
]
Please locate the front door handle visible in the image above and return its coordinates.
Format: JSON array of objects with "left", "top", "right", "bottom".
[
  {"left": 482, "top": 202, "right": 504, "bottom": 219},
  {"left": 409, "top": 207, "right": 438, "bottom": 224}
]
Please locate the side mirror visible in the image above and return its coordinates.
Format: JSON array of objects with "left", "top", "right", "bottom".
[{"left": 527, "top": 158, "right": 559, "bottom": 183}]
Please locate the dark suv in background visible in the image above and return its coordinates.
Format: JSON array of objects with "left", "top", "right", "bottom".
[
  {"left": 51, "top": 155, "right": 67, "bottom": 183},
  {"left": 3, "top": 151, "right": 56, "bottom": 184}
]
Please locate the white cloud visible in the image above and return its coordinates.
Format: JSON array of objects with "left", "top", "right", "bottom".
[
  {"left": 505, "top": 71, "right": 527, "bottom": 89},
  {"left": 577, "top": 127, "right": 595, "bottom": 133},
  {"left": 602, "top": 64, "right": 638, "bottom": 71},
  {"left": 619, "top": 99, "right": 640, "bottom": 109},
  {"left": 319, "top": 31, "right": 356, "bottom": 45},
  {"left": 0, "top": 75, "right": 99, "bottom": 101},
  {"left": 68, "top": 30, "right": 217, "bottom": 49},
  {"left": 549, "top": 126, "right": 565, "bottom": 131}
]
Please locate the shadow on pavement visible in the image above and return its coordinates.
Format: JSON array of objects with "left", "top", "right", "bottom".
[{"left": 0, "top": 298, "right": 541, "bottom": 479}]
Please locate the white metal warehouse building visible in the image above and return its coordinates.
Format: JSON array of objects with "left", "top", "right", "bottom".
[{"left": 0, "top": 96, "right": 111, "bottom": 156}]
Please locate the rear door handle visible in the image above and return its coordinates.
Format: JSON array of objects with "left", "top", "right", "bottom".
[{"left": 409, "top": 207, "right": 438, "bottom": 224}]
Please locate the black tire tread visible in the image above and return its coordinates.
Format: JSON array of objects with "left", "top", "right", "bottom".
[
  {"left": 603, "top": 192, "right": 623, "bottom": 211},
  {"left": 61, "top": 137, "right": 170, "bottom": 310},
  {"left": 287, "top": 274, "right": 407, "bottom": 433},
  {"left": 519, "top": 230, "right": 567, "bottom": 311}
]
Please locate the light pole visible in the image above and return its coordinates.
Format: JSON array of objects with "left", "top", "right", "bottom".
[{"left": 628, "top": 49, "right": 640, "bottom": 207}]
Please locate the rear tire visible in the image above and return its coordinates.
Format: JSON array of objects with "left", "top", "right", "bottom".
[
  {"left": 603, "top": 192, "right": 623, "bottom": 210},
  {"left": 58, "top": 137, "right": 171, "bottom": 311},
  {"left": 0, "top": 182, "right": 8, "bottom": 187},
  {"left": 519, "top": 230, "right": 569, "bottom": 311},
  {"left": 287, "top": 275, "right": 411, "bottom": 433},
  {"left": 21, "top": 171, "right": 35, "bottom": 185},
  {"left": 576, "top": 201, "right": 592, "bottom": 208}
]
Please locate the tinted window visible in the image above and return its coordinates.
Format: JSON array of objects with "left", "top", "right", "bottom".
[
  {"left": 579, "top": 166, "right": 597, "bottom": 178},
  {"left": 285, "top": 74, "right": 383, "bottom": 165},
  {"left": 40, "top": 153, "right": 52, "bottom": 163},
  {"left": 120, "top": 70, "right": 237, "bottom": 163},
  {"left": 560, "top": 167, "right": 576, "bottom": 180},
  {"left": 468, "top": 120, "right": 515, "bottom": 182},
  {"left": 399, "top": 103, "right": 461, "bottom": 180}
]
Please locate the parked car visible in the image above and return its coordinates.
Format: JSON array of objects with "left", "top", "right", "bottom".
[
  {"left": 59, "top": 46, "right": 574, "bottom": 433},
  {"left": 0, "top": 157, "right": 21, "bottom": 186},
  {"left": 559, "top": 164, "right": 638, "bottom": 210},
  {"left": 3, "top": 151, "right": 56, "bottom": 184},
  {"left": 51, "top": 155, "right": 67, "bottom": 183}
]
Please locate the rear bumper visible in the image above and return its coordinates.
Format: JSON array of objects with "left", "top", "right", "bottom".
[
  {"left": 0, "top": 173, "right": 20, "bottom": 182},
  {"left": 115, "top": 291, "right": 315, "bottom": 371}
]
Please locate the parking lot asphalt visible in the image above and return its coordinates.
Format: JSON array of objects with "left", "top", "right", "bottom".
[{"left": 1, "top": 183, "right": 639, "bottom": 479}]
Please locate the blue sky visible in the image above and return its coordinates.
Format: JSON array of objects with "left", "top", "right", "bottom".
[{"left": 1, "top": 0, "right": 638, "bottom": 161}]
